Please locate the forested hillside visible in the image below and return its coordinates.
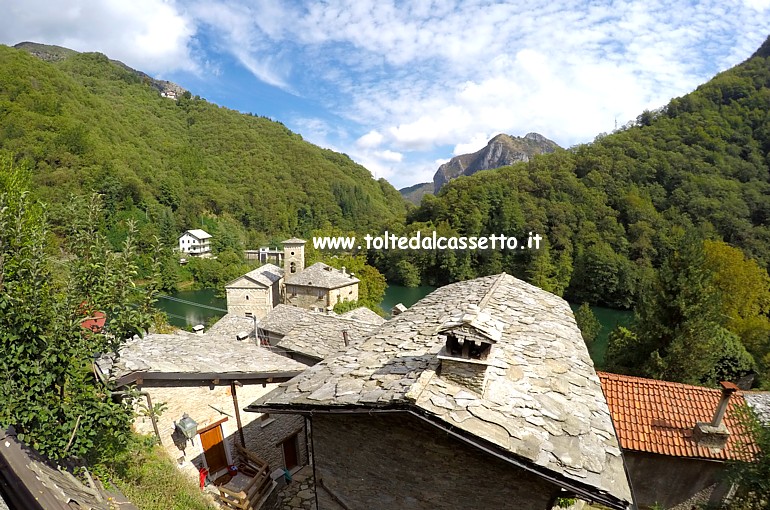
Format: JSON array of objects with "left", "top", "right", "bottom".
[
  {"left": 0, "top": 44, "right": 406, "bottom": 249},
  {"left": 376, "top": 35, "right": 770, "bottom": 386}
]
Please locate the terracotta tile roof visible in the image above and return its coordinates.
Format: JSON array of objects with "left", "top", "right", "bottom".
[{"left": 597, "top": 371, "right": 757, "bottom": 461}]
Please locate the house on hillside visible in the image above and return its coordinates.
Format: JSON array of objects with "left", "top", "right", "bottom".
[
  {"left": 248, "top": 273, "right": 635, "bottom": 510},
  {"left": 224, "top": 263, "right": 283, "bottom": 320},
  {"left": 178, "top": 229, "right": 212, "bottom": 257},
  {"left": 598, "top": 372, "right": 759, "bottom": 509},
  {"left": 96, "top": 314, "right": 309, "bottom": 492}
]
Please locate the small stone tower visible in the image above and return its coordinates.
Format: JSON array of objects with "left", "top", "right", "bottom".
[{"left": 282, "top": 238, "right": 306, "bottom": 275}]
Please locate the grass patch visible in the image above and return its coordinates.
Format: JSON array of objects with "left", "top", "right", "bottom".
[{"left": 103, "top": 435, "right": 216, "bottom": 510}]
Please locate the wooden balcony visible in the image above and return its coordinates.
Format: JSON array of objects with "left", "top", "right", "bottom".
[{"left": 217, "top": 445, "right": 275, "bottom": 510}]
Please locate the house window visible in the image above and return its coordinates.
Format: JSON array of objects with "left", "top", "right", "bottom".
[
  {"left": 290, "top": 262, "right": 296, "bottom": 273},
  {"left": 245, "top": 295, "right": 249, "bottom": 301}
]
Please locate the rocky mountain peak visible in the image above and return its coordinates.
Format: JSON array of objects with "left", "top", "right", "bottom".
[{"left": 432, "top": 132, "right": 560, "bottom": 194}]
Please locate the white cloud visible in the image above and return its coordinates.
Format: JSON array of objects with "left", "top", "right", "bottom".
[
  {"left": 0, "top": 0, "right": 198, "bottom": 75},
  {"left": 355, "top": 130, "right": 384, "bottom": 149},
  {"left": 374, "top": 150, "right": 403, "bottom": 163}
]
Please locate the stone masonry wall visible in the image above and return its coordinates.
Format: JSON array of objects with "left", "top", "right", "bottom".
[
  {"left": 133, "top": 383, "right": 305, "bottom": 483},
  {"left": 227, "top": 287, "right": 273, "bottom": 319},
  {"left": 438, "top": 358, "right": 488, "bottom": 394},
  {"left": 312, "top": 413, "right": 559, "bottom": 510},
  {"left": 285, "top": 284, "right": 358, "bottom": 312},
  {"left": 624, "top": 452, "right": 729, "bottom": 509}
]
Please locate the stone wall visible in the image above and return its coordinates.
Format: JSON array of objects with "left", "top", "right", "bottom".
[
  {"left": 624, "top": 452, "right": 731, "bottom": 509},
  {"left": 285, "top": 284, "right": 358, "bottom": 312},
  {"left": 311, "top": 412, "right": 559, "bottom": 510},
  {"left": 133, "top": 383, "right": 306, "bottom": 482},
  {"left": 227, "top": 286, "right": 275, "bottom": 319},
  {"left": 438, "top": 358, "right": 488, "bottom": 394}
]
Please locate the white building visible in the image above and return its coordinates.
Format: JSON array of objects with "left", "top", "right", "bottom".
[{"left": 179, "top": 229, "right": 212, "bottom": 257}]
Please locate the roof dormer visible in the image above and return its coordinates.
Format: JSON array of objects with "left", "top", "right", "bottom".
[{"left": 436, "top": 308, "right": 504, "bottom": 394}]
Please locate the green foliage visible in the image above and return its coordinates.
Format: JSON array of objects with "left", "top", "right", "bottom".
[
  {"left": 726, "top": 406, "right": 770, "bottom": 509},
  {"left": 618, "top": 235, "right": 758, "bottom": 385},
  {"left": 392, "top": 39, "right": 770, "bottom": 320},
  {"left": 0, "top": 156, "right": 152, "bottom": 461},
  {"left": 333, "top": 299, "right": 360, "bottom": 314},
  {"left": 0, "top": 45, "right": 406, "bottom": 251},
  {"left": 574, "top": 303, "right": 601, "bottom": 345},
  {"left": 105, "top": 434, "right": 216, "bottom": 510}
]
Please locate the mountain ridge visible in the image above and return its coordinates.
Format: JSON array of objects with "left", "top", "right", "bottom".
[
  {"left": 433, "top": 132, "right": 560, "bottom": 194},
  {"left": 0, "top": 43, "right": 406, "bottom": 246}
]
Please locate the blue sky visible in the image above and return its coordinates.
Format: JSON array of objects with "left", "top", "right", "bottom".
[{"left": 2, "top": 1, "right": 770, "bottom": 189}]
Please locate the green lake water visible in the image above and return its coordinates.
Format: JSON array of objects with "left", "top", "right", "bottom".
[
  {"left": 158, "top": 284, "right": 632, "bottom": 368},
  {"left": 156, "top": 288, "right": 227, "bottom": 328}
]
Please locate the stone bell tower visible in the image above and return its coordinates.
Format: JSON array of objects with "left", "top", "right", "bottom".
[{"left": 282, "top": 238, "right": 306, "bottom": 275}]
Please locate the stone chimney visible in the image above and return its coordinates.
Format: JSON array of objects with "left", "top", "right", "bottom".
[
  {"left": 693, "top": 381, "right": 739, "bottom": 450},
  {"left": 391, "top": 303, "right": 407, "bottom": 316}
]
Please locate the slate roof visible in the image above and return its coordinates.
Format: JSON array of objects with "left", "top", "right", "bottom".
[
  {"left": 97, "top": 329, "right": 306, "bottom": 385},
  {"left": 340, "top": 306, "right": 386, "bottom": 324},
  {"left": 745, "top": 391, "right": 770, "bottom": 425},
  {"left": 598, "top": 372, "right": 757, "bottom": 461},
  {"left": 282, "top": 237, "right": 306, "bottom": 245},
  {"left": 277, "top": 313, "right": 383, "bottom": 362},
  {"left": 250, "top": 273, "right": 633, "bottom": 508},
  {"left": 225, "top": 263, "right": 284, "bottom": 288},
  {"left": 182, "top": 229, "right": 211, "bottom": 240},
  {"left": 285, "top": 262, "right": 359, "bottom": 289},
  {"left": 205, "top": 313, "right": 256, "bottom": 338},
  {"left": 258, "top": 305, "right": 314, "bottom": 337},
  {"left": 0, "top": 428, "right": 137, "bottom": 510}
]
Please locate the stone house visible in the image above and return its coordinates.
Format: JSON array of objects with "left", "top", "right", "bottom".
[
  {"left": 96, "top": 314, "right": 310, "bottom": 486},
  {"left": 284, "top": 262, "right": 359, "bottom": 312},
  {"left": 178, "top": 229, "right": 212, "bottom": 257},
  {"left": 248, "top": 273, "right": 634, "bottom": 510},
  {"left": 598, "top": 372, "right": 759, "bottom": 509},
  {"left": 256, "top": 304, "right": 314, "bottom": 345},
  {"left": 226, "top": 237, "right": 360, "bottom": 316},
  {"left": 224, "top": 263, "right": 283, "bottom": 320}
]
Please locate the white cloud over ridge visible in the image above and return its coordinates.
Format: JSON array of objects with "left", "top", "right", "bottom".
[
  {"left": 0, "top": 0, "right": 198, "bottom": 75},
  {"left": 2, "top": 0, "right": 770, "bottom": 187}
]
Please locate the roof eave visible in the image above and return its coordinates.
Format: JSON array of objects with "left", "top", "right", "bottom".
[{"left": 244, "top": 403, "right": 633, "bottom": 510}]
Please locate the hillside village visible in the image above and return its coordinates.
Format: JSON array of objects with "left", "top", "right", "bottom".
[
  {"left": 114, "top": 268, "right": 770, "bottom": 509},
  {"left": 3, "top": 26, "right": 770, "bottom": 510},
  {"left": 8, "top": 243, "right": 765, "bottom": 510}
]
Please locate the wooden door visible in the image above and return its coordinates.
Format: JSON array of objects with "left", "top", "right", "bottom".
[
  {"left": 282, "top": 435, "right": 299, "bottom": 470},
  {"left": 200, "top": 425, "right": 228, "bottom": 473}
]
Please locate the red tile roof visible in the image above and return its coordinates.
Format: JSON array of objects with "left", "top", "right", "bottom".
[{"left": 597, "top": 371, "right": 757, "bottom": 461}]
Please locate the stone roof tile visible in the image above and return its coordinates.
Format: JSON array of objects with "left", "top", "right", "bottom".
[
  {"left": 251, "top": 273, "right": 633, "bottom": 506},
  {"left": 277, "top": 314, "right": 383, "bottom": 361},
  {"left": 257, "top": 305, "right": 314, "bottom": 336},
  {"left": 285, "top": 262, "right": 359, "bottom": 289}
]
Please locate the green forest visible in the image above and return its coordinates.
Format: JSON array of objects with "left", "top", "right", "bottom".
[
  {"left": 0, "top": 44, "right": 406, "bottom": 250},
  {"left": 2, "top": 37, "right": 770, "bottom": 389},
  {"left": 373, "top": 37, "right": 770, "bottom": 387}
]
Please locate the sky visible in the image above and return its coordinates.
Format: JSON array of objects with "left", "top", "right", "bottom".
[{"left": 2, "top": 1, "right": 770, "bottom": 190}]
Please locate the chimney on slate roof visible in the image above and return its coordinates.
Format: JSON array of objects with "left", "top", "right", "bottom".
[{"left": 693, "top": 381, "right": 738, "bottom": 451}]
